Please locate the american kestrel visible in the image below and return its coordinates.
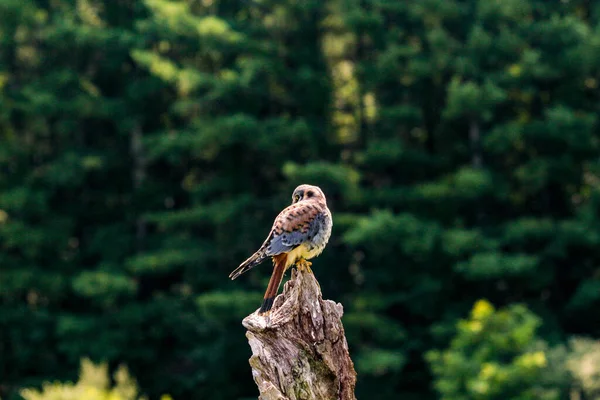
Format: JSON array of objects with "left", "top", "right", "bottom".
[{"left": 229, "top": 184, "right": 333, "bottom": 314}]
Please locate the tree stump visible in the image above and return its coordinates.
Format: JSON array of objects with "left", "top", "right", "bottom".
[{"left": 242, "top": 261, "right": 357, "bottom": 400}]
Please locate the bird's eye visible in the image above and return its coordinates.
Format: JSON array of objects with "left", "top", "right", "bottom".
[{"left": 306, "top": 191, "right": 313, "bottom": 198}]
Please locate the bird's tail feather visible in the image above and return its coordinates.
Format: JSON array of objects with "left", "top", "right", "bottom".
[
  {"left": 229, "top": 249, "right": 268, "bottom": 280},
  {"left": 259, "top": 253, "right": 287, "bottom": 314}
]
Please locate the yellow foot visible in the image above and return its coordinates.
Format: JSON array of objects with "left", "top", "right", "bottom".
[{"left": 296, "top": 259, "right": 313, "bottom": 274}]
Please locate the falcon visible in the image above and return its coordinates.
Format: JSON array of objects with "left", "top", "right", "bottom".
[{"left": 229, "top": 184, "right": 333, "bottom": 314}]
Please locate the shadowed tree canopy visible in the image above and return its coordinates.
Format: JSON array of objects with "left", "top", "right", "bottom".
[{"left": 2, "top": 0, "right": 600, "bottom": 399}]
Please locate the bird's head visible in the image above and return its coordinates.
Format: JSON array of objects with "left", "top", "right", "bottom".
[{"left": 291, "top": 184, "right": 326, "bottom": 204}]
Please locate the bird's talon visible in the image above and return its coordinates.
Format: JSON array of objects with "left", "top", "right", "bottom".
[
  {"left": 296, "top": 259, "right": 313, "bottom": 274},
  {"left": 306, "top": 262, "right": 313, "bottom": 274}
]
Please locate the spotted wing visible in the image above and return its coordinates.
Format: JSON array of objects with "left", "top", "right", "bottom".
[{"left": 265, "top": 202, "right": 324, "bottom": 256}]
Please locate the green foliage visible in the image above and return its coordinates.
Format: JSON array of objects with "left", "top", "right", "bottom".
[
  {"left": 2, "top": 0, "right": 600, "bottom": 399},
  {"left": 427, "top": 300, "right": 559, "bottom": 400},
  {"left": 19, "top": 358, "right": 159, "bottom": 400},
  {"left": 444, "top": 79, "right": 507, "bottom": 121},
  {"left": 567, "top": 338, "right": 600, "bottom": 399}
]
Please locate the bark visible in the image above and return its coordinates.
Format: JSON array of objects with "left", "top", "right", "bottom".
[
  {"left": 130, "top": 121, "right": 147, "bottom": 251},
  {"left": 469, "top": 118, "right": 486, "bottom": 223},
  {"left": 242, "top": 261, "right": 357, "bottom": 400},
  {"left": 469, "top": 118, "right": 482, "bottom": 168}
]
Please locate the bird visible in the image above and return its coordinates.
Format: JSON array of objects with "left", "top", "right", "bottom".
[{"left": 229, "top": 184, "right": 333, "bottom": 314}]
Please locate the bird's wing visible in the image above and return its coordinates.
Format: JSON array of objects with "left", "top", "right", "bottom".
[
  {"left": 229, "top": 202, "right": 324, "bottom": 280},
  {"left": 265, "top": 202, "right": 324, "bottom": 256}
]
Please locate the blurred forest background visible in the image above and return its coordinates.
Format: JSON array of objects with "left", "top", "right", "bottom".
[{"left": 2, "top": 0, "right": 600, "bottom": 399}]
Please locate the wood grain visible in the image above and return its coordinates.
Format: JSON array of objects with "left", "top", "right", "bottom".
[{"left": 242, "top": 261, "right": 357, "bottom": 400}]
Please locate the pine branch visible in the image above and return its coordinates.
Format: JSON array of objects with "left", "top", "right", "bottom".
[{"left": 242, "top": 261, "right": 357, "bottom": 400}]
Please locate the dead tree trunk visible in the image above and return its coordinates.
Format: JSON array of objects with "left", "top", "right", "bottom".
[{"left": 242, "top": 261, "right": 357, "bottom": 400}]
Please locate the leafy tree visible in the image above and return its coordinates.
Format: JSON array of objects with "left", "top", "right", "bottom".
[
  {"left": 2, "top": 0, "right": 600, "bottom": 399},
  {"left": 339, "top": 1, "right": 600, "bottom": 397},
  {"left": 566, "top": 337, "right": 600, "bottom": 400},
  {"left": 19, "top": 358, "right": 163, "bottom": 400},
  {"left": 427, "top": 300, "right": 563, "bottom": 400}
]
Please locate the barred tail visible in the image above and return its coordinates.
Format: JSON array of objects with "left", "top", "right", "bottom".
[
  {"left": 229, "top": 249, "right": 267, "bottom": 280},
  {"left": 259, "top": 253, "right": 287, "bottom": 314}
]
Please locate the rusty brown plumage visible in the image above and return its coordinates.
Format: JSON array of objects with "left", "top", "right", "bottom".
[
  {"left": 259, "top": 253, "right": 287, "bottom": 313},
  {"left": 230, "top": 184, "right": 333, "bottom": 314},
  {"left": 273, "top": 202, "right": 323, "bottom": 236}
]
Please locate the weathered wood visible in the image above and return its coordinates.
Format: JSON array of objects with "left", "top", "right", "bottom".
[{"left": 243, "top": 261, "right": 357, "bottom": 400}]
